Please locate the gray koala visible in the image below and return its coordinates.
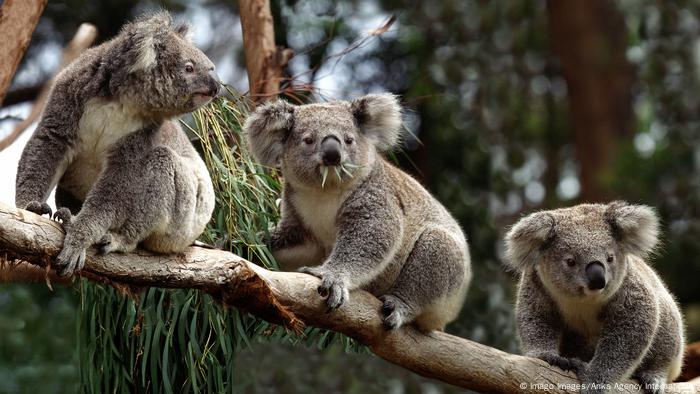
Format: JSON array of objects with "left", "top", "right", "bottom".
[
  {"left": 505, "top": 202, "right": 684, "bottom": 394},
  {"left": 244, "top": 94, "right": 471, "bottom": 331},
  {"left": 14, "top": 12, "right": 218, "bottom": 276}
]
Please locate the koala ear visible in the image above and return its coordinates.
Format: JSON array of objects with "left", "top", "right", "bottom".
[
  {"left": 127, "top": 12, "right": 174, "bottom": 73},
  {"left": 244, "top": 100, "right": 296, "bottom": 167},
  {"left": 173, "top": 23, "right": 193, "bottom": 42},
  {"left": 604, "top": 201, "right": 660, "bottom": 257},
  {"left": 350, "top": 93, "right": 402, "bottom": 151},
  {"left": 504, "top": 211, "right": 557, "bottom": 272}
]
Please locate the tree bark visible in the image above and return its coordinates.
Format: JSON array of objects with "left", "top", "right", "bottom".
[
  {"left": 547, "top": 0, "right": 634, "bottom": 202},
  {"left": 0, "top": 23, "right": 97, "bottom": 152},
  {"left": 0, "top": 0, "right": 47, "bottom": 106},
  {"left": 0, "top": 202, "right": 697, "bottom": 393},
  {"left": 239, "top": 0, "right": 292, "bottom": 103}
]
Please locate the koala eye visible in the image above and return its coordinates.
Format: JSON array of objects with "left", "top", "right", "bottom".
[
  {"left": 303, "top": 137, "right": 314, "bottom": 145},
  {"left": 345, "top": 137, "right": 354, "bottom": 145},
  {"left": 607, "top": 255, "right": 614, "bottom": 263},
  {"left": 185, "top": 63, "right": 194, "bottom": 73},
  {"left": 565, "top": 258, "right": 576, "bottom": 267}
]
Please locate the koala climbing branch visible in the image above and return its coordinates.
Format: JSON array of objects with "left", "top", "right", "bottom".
[{"left": 0, "top": 202, "right": 697, "bottom": 394}]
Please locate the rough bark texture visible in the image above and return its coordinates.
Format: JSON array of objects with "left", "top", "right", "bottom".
[
  {"left": 0, "top": 0, "right": 47, "bottom": 106},
  {"left": 0, "top": 23, "right": 97, "bottom": 152},
  {"left": 0, "top": 202, "right": 697, "bottom": 394},
  {"left": 239, "top": 0, "right": 292, "bottom": 102},
  {"left": 547, "top": 0, "right": 635, "bottom": 202}
]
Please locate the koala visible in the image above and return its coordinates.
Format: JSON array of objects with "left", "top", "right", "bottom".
[
  {"left": 244, "top": 94, "right": 471, "bottom": 331},
  {"left": 14, "top": 12, "right": 218, "bottom": 276},
  {"left": 505, "top": 202, "right": 685, "bottom": 394}
]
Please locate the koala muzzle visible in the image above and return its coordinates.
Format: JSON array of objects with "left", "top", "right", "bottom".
[
  {"left": 321, "top": 136, "right": 342, "bottom": 166},
  {"left": 208, "top": 70, "right": 221, "bottom": 97},
  {"left": 585, "top": 261, "right": 606, "bottom": 290}
]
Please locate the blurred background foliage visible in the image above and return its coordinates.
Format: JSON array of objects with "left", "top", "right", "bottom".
[{"left": 1, "top": 0, "right": 699, "bottom": 393}]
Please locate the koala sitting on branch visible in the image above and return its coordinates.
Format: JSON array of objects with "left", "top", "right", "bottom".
[
  {"left": 505, "top": 202, "right": 684, "bottom": 394},
  {"left": 245, "top": 94, "right": 471, "bottom": 331},
  {"left": 14, "top": 12, "right": 219, "bottom": 276}
]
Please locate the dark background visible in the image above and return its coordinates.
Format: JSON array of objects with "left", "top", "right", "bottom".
[{"left": 0, "top": 0, "right": 698, "bottom": 392}]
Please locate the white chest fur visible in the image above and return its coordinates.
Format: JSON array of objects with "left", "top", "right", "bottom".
[
  {"left": 64, "top": 98, "right": 144, "bottom": 198},
  {"left": 291, "top": 187, "right": 350, "bottom": 252},
  {"left": 554, "top": 295, "right": 604, "bottom": 341}
]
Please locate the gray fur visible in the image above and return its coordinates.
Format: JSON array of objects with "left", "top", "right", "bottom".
[
  {"left": 505, "top": 202, "right": 685, "bottom": 394},
  {"left": 245, "top": 94, "right": 471, "bottom": 331},
  {"left": 15, "top": 12, "right": 218, "bottom": 276}
]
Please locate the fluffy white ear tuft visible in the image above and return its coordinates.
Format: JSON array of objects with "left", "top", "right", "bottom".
[
  {"left": 129, "top": 34, "right": 157, "bottom": 73},
  {"left": 244, "top": 100, "right": 296, "bottom": 167},
  {"left": 350, "top": 93, "right": 402, "bottom": 151},
  {"left": 174, "top": 23, "right": 193, "bottom": 42},
  {"left": 504, "top": 211, "right": 557, "bottom": 272},
  {"left": 604, "top": 201, "right": 660, "bottom": 257}
]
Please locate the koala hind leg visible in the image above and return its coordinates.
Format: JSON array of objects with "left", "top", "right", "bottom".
[{"left": 381, "top": 227, "right": 467, "bottom": 331}]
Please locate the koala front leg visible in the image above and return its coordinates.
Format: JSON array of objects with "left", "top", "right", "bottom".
[
  {"left": 573, "top": 287, "right": 658, "bottom": 394},
  {"left": 15, "top": 84, "right": 79, "bottom": 216},
  {"left": 516, "top": 273, "right": 575, "bottom": 371},
  {"left": 299, "top": 194, "right": 403, "bottom": 310}
]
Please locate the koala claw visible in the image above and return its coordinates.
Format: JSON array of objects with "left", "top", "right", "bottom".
[
  {"left": 318, "top": 276, "right": 348, "bottom": 311},
  {"left": 25, "top": 201, "right": 52, "bottom": 217},
  {"left": 297, "top": 265, "right": 323, "bottom": 278},
  {"left": 96, "top": 234, "right": 113, "bottom": 254},
  {"left": 53, "top": 207, "right": 73, "bottom": 225},
  {"left": 530, "top": 351, "right": 581, "bottom": 372},
  {"left": 379, "top": 294, "right": 409, "bottom": 330},
  {"left": 55, "top": 244, "right": 86, "bottom": 277}
]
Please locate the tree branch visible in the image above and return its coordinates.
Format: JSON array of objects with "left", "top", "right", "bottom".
[
  {"left": 0, "top": 0, "right": 47, "bottom": 106},
  {"left": 0, "top": 201, "right": 696, "bottom": 394},
  {"left": 0, "top": 23, "right": 97, "bottom": 152}
]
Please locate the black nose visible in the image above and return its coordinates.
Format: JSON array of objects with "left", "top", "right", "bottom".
[
  {"left": 585, "top": 261, "right": 606, "bottom": 290},
  {"left": 208, "top": 70, "right": 221, "bottom": 97},
  {"left": 321, "top": 136, "right": 341, "bottom": 166}
]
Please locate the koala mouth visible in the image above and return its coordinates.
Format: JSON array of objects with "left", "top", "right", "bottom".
[{"left": 319, "top": 162, "right": 360, "bottom": 188}]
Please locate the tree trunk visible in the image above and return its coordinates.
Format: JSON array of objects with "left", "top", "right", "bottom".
[
  {"left": 1, "top": 202, "right": 697, "bottom": 394},
  {"left": 239, "top": 0, "right": 293, "bottom": 103},
  {"left": 547, "top": 0, "right": 634, "bottom": 202},
  {"left": 0, "top": 0, "right": 47, "bottom": 106}
]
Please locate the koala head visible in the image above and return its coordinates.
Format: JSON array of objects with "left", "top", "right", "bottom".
[
  {"left": 244, "top": 94, "right": 402, "bottom": 189},
  {"left": 114, "top": 12, "right": 220, "bottom": 118},
  {"left": 505, "top": 202, "right": 660, "bottom": 300}
]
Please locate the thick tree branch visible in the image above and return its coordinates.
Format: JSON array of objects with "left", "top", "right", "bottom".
[
  {"left": 0, "top": 0, "right": 47, "bottom": 106},
  {"left": 0, "top": 201, "right": 696, "bottom": 394}
]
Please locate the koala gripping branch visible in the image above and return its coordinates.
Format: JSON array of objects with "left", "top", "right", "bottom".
[{"left": 0, "top": 202, "right": 697, "bottom": 394}]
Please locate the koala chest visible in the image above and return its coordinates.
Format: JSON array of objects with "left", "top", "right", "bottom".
[
  {"left": 291, "top": 189, "right": 349, "bottom": 253},
  {"left": 555, "top": 297, "right": 604, "bottom": 343},
  {"left": 62, "top": 98, "right": 144, "bottom": 199}
]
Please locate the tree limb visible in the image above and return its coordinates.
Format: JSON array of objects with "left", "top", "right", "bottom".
[
  {"left": 0, "top": 0, "right": 47, "bottom": 106},
  {"left": 0, "top": 201, "right": 696, "bottom": 394},
  {"left": 0, "top": 23, "right": 97, "bottom": 152}
]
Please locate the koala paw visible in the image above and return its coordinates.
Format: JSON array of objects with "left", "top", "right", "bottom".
[
  {"left": 55, "top": 243, "right": 86, "bottom": 277},
  {"left": 52, "top": 207, "right": 73, "bottom": 226},
  {"left": 529, "top": 351, "right": 583, "bottom": 372},
  {"left": 25, "top": 201, "right": 52, "bottom": 217},
  {"left": 633, "top": 372, "right": 665, "bottom": 394},
  {"left": 298, "top": 266, "right": 349, "bottom": 311},
  {"left": 379, "top": 294, "right": 410, "bottom": 330},
  {"left": 96, "top": 234, "right": 115, "bottom": 254}
]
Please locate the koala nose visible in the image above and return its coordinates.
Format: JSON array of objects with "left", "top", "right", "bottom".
[
  {"left": 321, "top": 136, "right": 341, "bottom": 166},
  {"left": 208, "top": 69, "right": 221, "bottom": 97},
  {"left": 585, "top": 261, "right": 606, "bottom": 290}
]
